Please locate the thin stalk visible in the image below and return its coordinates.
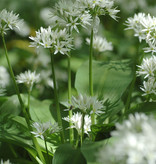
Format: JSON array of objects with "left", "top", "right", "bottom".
[
  {"left": 1, "top": 33, "right": 45, "bottom": 163},
  {"left": 44, "top": 139, "right": 50, "bottom": 164},
  {"left": 27, "top": 89, "right": 32, "bottom": 119},
  {"left": 89, "top": 28, "right": 95, "bottom": 125},
  {"left": 50, "top": 50, "right": 65, "bottom": 143},
  {"left": 68, "top": 55, "right": 74, "bottom": 144},
  {"left": 75, "top": 133, "right": 79, "bottom": 149},
  {"left": 80, "top": 113, "right": 85, "bottom": 146}
]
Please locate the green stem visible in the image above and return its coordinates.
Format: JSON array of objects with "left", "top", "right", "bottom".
[
  {"left": 68, "top": 55, "right": 74, "bottom": 144},
  {"left": 1, "top": 33, "right": 45, "bottom": 163},
  {"left": 44, "top": 139, "right": 50, "bottom": 164},
  {"left": 80, "top": 113, "right": 85, "bottom": 146},
  {"left": 27, "top": 89, "right": 32, "bottom": 119},
  {"left": 75, "top": 133, "right": 79, "bottom": 149},
  {"left": 89, "top": 28, "right": 95, "bottom": 125},
  {"left": 50, "top": 50, "right": 65, "bottom": 143}
]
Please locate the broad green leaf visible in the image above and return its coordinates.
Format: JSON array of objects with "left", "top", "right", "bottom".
[
  {"left": 81, "top": 140, "right": 108, "bottom": 164},
  {"left": 75, "top": 60, "right": 133, "bottom": 101},
  {"left": 91, "top": 124, "right": 115, "bottom": 141},
  {"left": 126, "top": 102, "right": 156, "bottom": 115},
  {"left": 53, "top": 144, "right": 87, "bottom": 164}
]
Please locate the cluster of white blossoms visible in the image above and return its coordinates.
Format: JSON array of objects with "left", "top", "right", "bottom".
[
  {"left": 70, "top": 94, "right": 105, "bottom": 115},
  {"left": 31, "top": 121, "right": 61, "bottom": 140},
  {"left": 125, "top": 13, "right": 156, "bottom": 54},
  {"left": 50, "top": 0, "right": 119, "bottom": 34},
  {"left": 98, "top": 113, "right": 156, "bottom": 164},
  {"left": 86, "top": 35, "right": 113, "bottom": 53},
  {"left": 29, "top": 26, "right": 73, "bottom": 55},
  {"left": 0, "top": 66, "right": 10, "bottom": 87},
  {"left": 63, "top": 112, "right": 91, "bottom": 135},
  {"left": 137, "top": 55, "right": 156, "bottom": 99},
  {"left": 16, "top": 70, "right": 40, "bottom": 91},
  {"left": 0, "top": 159, "right": 12, "bottom": 164},
  {"left": 0, "top": 9, "right": 23, "bottom": 35}
]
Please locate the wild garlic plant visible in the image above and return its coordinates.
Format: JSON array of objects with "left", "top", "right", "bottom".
[{"left": 125, "top": 13, "right": 156, "bottom": 102}]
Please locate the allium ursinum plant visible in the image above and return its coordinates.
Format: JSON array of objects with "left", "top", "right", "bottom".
[
  {"left": 0, "top": 9, "right": 45, "bottom": 163},
  {"left": 29, "top": 26, "right": 73, "bottom": 143},
  {"left": 86, "top": 35, "right": 113, "bottom": 53},
  {"left": 0, "top": 159, "right": 12, "bottom": 164},
  {"left": 16, "top": 70, "right": 40, "bottom": 91},
  {"left": 98, "top": 113, "right": 156, "bottom": 164},
  {"left": 125, "top": 13, "right": 156, "bottom": 54},
  {"left": 31, "top": 121, "right": 61, "bottom": 163},
  {"left": 0, "top": 66, "right": 10, "bottom": 87},
  {"left": 0, "top": 9, "right": 23, "bottom": 35},
  {"left": 63, "top": 112, "right": 91, "bottom": 146},
  {"left": 137, "top": 55, "right": 156, "bottom": 100}
]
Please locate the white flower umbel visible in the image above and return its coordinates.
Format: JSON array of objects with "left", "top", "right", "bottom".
[
  {"left": 0, "top": 9, "right": 23, "bottom": 35},
  {"left": 16, "top": 70, "right": 40, "bottom": 91},
  {"left": 70, "top": 94, "right": 104, "bottom": 115},
  {"left": 77, "top": 0, "right": 120, "bottom": 21},
  {"left": 98, "top": 113, "right": 156, "bottom": 164},
  {"left": 63, "top": 112, "right": 91, "bottom": 135},
  {"left": 125, "top": 13, "right": 156, "bottom": 54},
  {"left": 50, "top": 0, "right": 92, "bottom": 33},
  {"left": 31, "top": 122, "right": 61, "bottom": 140},
  {"left": 29, "top": 26, "right": 73, "bottom": 55},
  {"left": 86, "top": 35, "right": 113, "bottom": 53},
  {"left": 0, "top": 66, "right": 10, "bottom": 87},
  {"left": 140, "top": 78, "right": 156, "bottom": 96},
  {"left": 0, "top": 159, "right": 12, "bottom": 164},
  {"left": 137, "top": 55, "right": 156, "bottom": 79}
]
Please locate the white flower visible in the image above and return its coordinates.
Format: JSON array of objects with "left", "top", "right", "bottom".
[
  {"left": 98, "top": 113, "right": 156, "bottom": 164},
  {"left": 86, "top": 35, "right": 113, "bottom": 53},
  {"left": 137, "top": 55, "right": 156, "bottom": 79},
  {"left": 16, "top": 70, "right": 40, "bottom": 91},
  {"left": 63, "top": 112, "right": 91, "bottom": 135},
  {"left": 29, "top": 26, "right": 73, "bottom": 55},
  {"left": 140, "top": 78, "right": 156, "bottom": 96},
  {"left": 50, "top": 0, "right": 92, "bottom": 33},
  {"left": 0, "top": 159, "right": 12, "bottom": 164},
  {"left": 0, "top": 9, "right": 23, "bottom": 34},
  {"left": 31, "top": 122, "right": 61, "bottom": 140},
  {"left": 0, "top": 66, "right": 10, "bottom": 87},
  {"left": 70, "top": 94, "right": 105, "bottom": 115}
]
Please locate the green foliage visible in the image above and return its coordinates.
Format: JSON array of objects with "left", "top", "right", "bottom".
[{"left": 53, "top": 144, "right": 87, "bottom": 164}]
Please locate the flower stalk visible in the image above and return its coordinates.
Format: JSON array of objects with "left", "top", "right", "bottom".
[
  {"left": 50, "top": 50, "right": 65, "bottom": 143},
  {"left": 68, "top": 54, "right": 74, "bottom": 144},
  {"left": 1, "top": 33, "right": 45, "bottom": 163}
]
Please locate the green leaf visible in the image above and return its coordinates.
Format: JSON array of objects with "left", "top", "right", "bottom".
[
  {"left": 91, "top": 124, "right": 115, "bottom": 141},
  {"left": 75, "top": 60, "right": 133, "bottom": 120},
  {"left": 75, "top": 60, "right": 133, "bottom": 101},
  {"left": 53, "top": 144, "right": 87, "bottom": 164},
  {"left": 81, "top": 140, "right": 108, "bottom": 164},
  {"left": 126, "top": 102, "right": 156, "bottom": 115}
]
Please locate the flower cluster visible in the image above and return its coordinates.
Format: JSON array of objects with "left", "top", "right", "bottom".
[
  {"left": 0, "top": 66, "right": 10, "bottom": 87},
  {"left": 31, "top": 121, "right": 61, "bottom": 140},
  {"left": 63, "top": 112, "right": 91, "bottom": 135},
  {"left": 137, "top": 55, "right": 156, "bottom": 99},
  {"left": 50, "top": 0, "right": 119, "bottom": 34},
  {"left": 98, "top": 113, "right": 156, "bottom": 164},
  {"left": 86, "top": 35, "right": 113, "bottom": 53},
  {"left": 29, "top": 26, "right": 73, "bottom": 55},
  {"left": 16, "top": 70, "right": 40, "bottom": 91},
  {"left": 0, "top": 159, "right": 12, "bottom": 164},
  {"left": 0, "top": 9, "right": 23, "bottom": 35},
  {"left": 125, "top": 13, "right": 156, "bottom": 54}
]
